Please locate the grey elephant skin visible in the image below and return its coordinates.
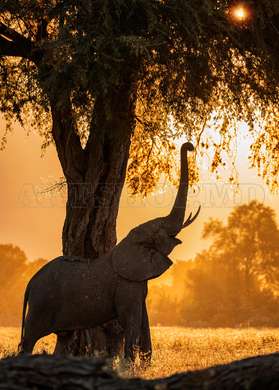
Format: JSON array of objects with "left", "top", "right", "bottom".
[{"left": 19, "top": 142, "right": 200, "bottom": 361}]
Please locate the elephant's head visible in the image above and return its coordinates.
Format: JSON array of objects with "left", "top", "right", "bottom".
[{"left": 112, "top": 142, "right": 200, "bottom": 281}]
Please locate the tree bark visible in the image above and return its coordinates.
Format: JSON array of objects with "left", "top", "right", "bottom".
[{"left": 2, "top": 353, "right": 279, "bottom": 389}]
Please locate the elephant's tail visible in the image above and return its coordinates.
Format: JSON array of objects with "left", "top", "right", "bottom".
[{"left": 18, "top": 282, "right": 30, "bottom": 352}]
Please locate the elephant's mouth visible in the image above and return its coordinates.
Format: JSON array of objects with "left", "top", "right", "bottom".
[
  {"left": 156, "top": 250, "right": 174, "bottom": 266},
  {"left": 156, "top": 236, "right": 182, "bottom": 262},
  {"left": 172, "top": 237, "right": 182, "bottom": 245},
  {"left": 159, "top": 253, "right": 173, "bottom": 266}
]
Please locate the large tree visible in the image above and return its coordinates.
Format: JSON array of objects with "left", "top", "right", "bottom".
[{"left": 0, "top": 0, "right": 278, "bottom": 353}]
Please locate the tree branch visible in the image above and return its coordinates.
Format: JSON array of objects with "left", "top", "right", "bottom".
[
  {"left": 0, "top": 23, "right": 33, "bottom": 58},
  {"left": 0, "top": 22, "right": 84, "bottom": 181},
  {"left": 0, "top": 23, "right": 42, "bottom": 61},
  {"left": 50, "top": 94, "right": 86, "bottom": 182},
  {"left": 0, "top": 35, "right": 31, "bottom": 59},
  {"left": 36, "top": 19, "right": 48, "bottom": 42},
  {"left": 0, "top": 22, "right": 29, "bottom": 42}
]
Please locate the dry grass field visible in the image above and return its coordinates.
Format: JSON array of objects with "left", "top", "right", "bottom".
[{"left": 0, "top": 327, "right": 278, "bottom": 379}]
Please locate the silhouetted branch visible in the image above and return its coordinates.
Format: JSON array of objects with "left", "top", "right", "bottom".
[
  {"left": 0, "top": 23, "right": 33, "bottom": 59},
  {"left": 50, "top": 94, "right": 86, "bottom": 182},
  {"left": 40, "top": 177, "right": 67, "bottom": 194}
]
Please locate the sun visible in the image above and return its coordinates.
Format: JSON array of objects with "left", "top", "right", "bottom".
[
  {"left": 233, "top": 6, "right": 247, "bottom": 21},
  {"left": 228, "top": 3, "right": 253, "bottom": 25}
]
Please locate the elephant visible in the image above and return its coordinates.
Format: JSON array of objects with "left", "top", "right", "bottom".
[{"left": 19, "top": 142, "right": 200, "bottom": 361}]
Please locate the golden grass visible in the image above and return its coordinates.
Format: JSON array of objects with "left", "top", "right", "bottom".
[
  {"left": 138, "top": 327, "right": 279, "bottom": 378},
  {"left": 0, "top": 327, "right": 278, "bottom": 379}
]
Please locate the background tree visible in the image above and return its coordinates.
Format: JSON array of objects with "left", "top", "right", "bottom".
[
  {"left": 0, "top": 1, "right": 278, "bottom": 352},
  {"left": 202, "top": 201, "right": 279, "bottom": 296},
  {"left": 0, "top": 244, "right": 47, "bottom": 326},
  {"left": 158, "top": 201, "right": 279, "bottom": 327},
  {"left": 148, "top": 202, "right": 279, "bottom": 327}
]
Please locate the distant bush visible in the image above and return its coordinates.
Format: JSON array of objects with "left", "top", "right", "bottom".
[{"left": 0, "top": 244, "right": 47, "bottom": 326}]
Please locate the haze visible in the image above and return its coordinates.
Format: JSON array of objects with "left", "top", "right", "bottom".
[{"left": 0, "top": 121, "right": 278, "bottom": 262}]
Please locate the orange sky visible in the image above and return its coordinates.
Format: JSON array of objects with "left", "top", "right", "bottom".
[{"left": 0, "top": 121, "right": 278, "bottom": 262}]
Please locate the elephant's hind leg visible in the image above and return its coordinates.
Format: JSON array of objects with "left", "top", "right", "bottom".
[
  {"left": 139, "top": 301, "right": 152, "bottom": 368},
  {"left": 20, "top": 313, "right": 45, "bottom": 354},
  {"left": 20, "top": 334, "right": 37, "bottom": 354},
  {"left": 116, "top": 282, "right": 144, "bottom": 363},
  {"left": 119, "top": 306, "right": 142, "bottom": 362}
]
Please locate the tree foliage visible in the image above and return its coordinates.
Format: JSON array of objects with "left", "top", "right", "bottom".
[{"left": 0, "top": 0, "right": 278, "bottom": 193}]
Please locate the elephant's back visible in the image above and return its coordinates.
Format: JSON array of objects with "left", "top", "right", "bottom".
[
  {"left": 28, "top": 255, "right": 116, "bottom": 304},
  {"left": 29, "top": 255, "right": 113, "bottom": 285}
]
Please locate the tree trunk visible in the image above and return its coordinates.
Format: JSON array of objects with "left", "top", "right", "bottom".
[
  {"left": 62, "top": 95, "right": 133, "bottom": 259},
  {"left": 2, "top": 353, "right": 279, "bottom": 389},
  {"left": 50, "top": 85, "right": 136, "bottom": 356}
]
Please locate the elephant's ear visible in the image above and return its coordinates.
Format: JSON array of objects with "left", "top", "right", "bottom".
[{"left": 112, "top": 239, "right": 173, "bottom": 282}]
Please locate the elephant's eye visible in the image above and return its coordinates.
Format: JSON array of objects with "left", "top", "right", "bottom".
[{"left": 143, "top": 242, "right": 155, "bottom": 249}]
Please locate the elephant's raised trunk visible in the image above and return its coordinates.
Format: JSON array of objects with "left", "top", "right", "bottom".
[{"left": 164, "top": 142, "right": 194, "bottom": 236}]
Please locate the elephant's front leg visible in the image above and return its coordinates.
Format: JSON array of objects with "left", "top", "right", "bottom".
[
  {"left": 139, "top": 301, "right": 152, "bottom": 367},
  {"left": 124, "top": 306, "right": 142, "bottom": 361},
  {"left": 116, "top": 281, "right": 143, "bottom": 362}
]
